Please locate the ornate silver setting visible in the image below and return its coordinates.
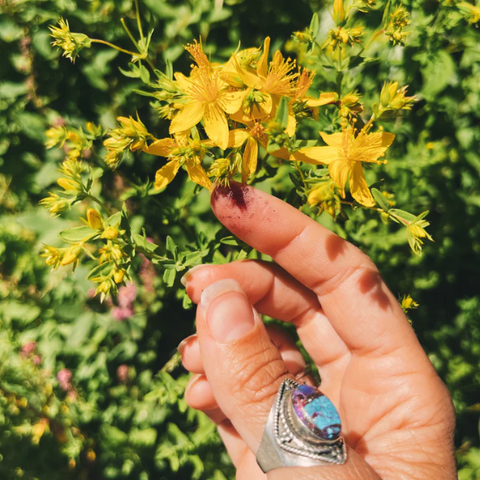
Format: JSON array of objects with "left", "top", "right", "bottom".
[{"left": 256, "top": 379, "right": 347, "bottom": 473}]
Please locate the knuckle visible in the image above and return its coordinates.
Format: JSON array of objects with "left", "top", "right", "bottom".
[{"left": 228, "top": 343, "right": 289, "bottom": 408}]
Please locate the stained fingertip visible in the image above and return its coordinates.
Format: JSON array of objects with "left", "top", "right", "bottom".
[{"left": 185, "top": 374, "right": 219, "bottom": 411}]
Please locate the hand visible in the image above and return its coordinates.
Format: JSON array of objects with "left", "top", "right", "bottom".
[{"left": 179, "top": 183, "right": 456, "bottom": 480}]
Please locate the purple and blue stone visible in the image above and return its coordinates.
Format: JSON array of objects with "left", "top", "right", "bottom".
[{"left": 291, "top": 384, "right": 341, "bottom": 441}]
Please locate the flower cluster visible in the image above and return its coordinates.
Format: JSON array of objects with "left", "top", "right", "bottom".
[{"left": 43, "top": 0, "right": 436, "bottom": 301}]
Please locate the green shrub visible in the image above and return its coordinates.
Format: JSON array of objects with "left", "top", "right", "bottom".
[{"left": 1, "top": 0, "right": 480, "bottom": 478}]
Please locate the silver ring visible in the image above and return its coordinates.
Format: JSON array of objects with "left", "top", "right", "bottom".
[{"left": 256, "top": 378, "right": 347, "bottom": 472}]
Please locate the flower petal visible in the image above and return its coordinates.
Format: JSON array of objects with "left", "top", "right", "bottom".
[
  {"left": 286, "top": 106, "right": 296, "bottom": 137},
  {"left": 222, "top": 90, "right": 247, "bottom": 115},
  {"left": 353, "top": 131, "right": 395, "bottom": 163},
  {"left": 203, "top": 103, "right": 229, "bottom": 150},
  {"left": 186, "top": 163, "right": 212, "bottom": 190},
  {"left": 349, "top": 161, "right": 374, "bottom": 207},
  {"left": 292, "top": 146, "right": 340, "bottom": 165},
  {"left": 170, "top": 101, "right": 204, "bottom": 134},
  {"left": 143, "top": 138, "right": 177, "bottom": 157},
  {"left": 319, "top": 131, "right": 346, "bottom": 148},
  {"left": 154, "top": 161, "right": 181, "bottom": 190},
  {"left": 305, "top": 92, "right": 337, "bottom": 107},
  {"left": 328, "top": 159, "right": 351, "bottom": 197},
  {"left": 228, "top": 129, "right": 250, "bottom": 148},
  {"left": 234, "top": 56, "right": 264, "bottom": 89},
  {"left": 242, "top": 137, "right": 258, "bottom": 181},
  {"left": 257, "top": 37, "right": 271, "bottom": 78},
  {"left": 174, "top": 72, "right": 194, "bottom": 92}
]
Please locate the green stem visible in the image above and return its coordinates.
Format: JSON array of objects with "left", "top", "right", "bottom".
[
  {"left": 120, "top": 18, "right": 155, "bottom": 71},
  {"left": 86, "top": 194, "right": 112, "bottom": 216},
  {"left": 335, "top": 70, "right": 344, "bottom": 97},
  {"left": 90, "top": 39, "right": 139, "bottom": 57},
  {"left": 134, "top": 0, "right": 144, "bottom": 42},
  {"left": 121, "top": 18, "right": 141, "bottom": 51},
  {"left": 340, "top": 200, "right": 383, "bottom": 213}
]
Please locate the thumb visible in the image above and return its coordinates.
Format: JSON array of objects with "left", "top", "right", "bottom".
[{"left": 195, "top": 279, "right": 379, "bottom": 479}]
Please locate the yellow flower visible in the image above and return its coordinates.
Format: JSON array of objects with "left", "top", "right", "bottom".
[
  {"left": 39, "top": 193, "right": 70, "bottom": 216},
  {"left": 385, "top": 6, "right": 411, "bottom": 45},
  {"left": 227, "top": 122, "right": 269, "bottom": 182},
  {"left": 49, "top": 18, "right": 92, "bottom": 63},
  {"left": 61, "top": 244, "right": 83, "bottom": 266},
  {"left": 45, "top": 126, "right": 67, "bottom": 149},
  {"left": 291, "top": 128, "right": 395, "bottom": 207},
  {"left": 458, "top": 2, "right": 480, "bottom": 23},
  {"left": 144, "top": 132, "right": 212, "bottom": 190},
  {"left": 104, "top": 116, "right": 151, "bottom": 169},
  {"left": 86, "top": 209, "right": 103, "bottom": 230},
  {"left": 169, "top": 41, "right": 245, "bottom": 150},
  {"left": 227, "top": 37, "right": 298, "bottom": 122},
  {"left": 401, "top": 294, "right": 419, "bottom": 312},
  {"left": 41, "top": 245, "right": 64, "bottom": 269},
  {"left": 101, "top": 226, "right": 119, "bottom": 239},
  {"left": 57, "top": 177, "right": 82, "bottom": 193}
]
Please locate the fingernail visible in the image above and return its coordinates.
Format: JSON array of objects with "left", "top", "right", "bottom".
[
  {"left": 180, "top": 264, "right": 209, "bottom": 286},
  {"left": 177, "top": 334, "right": 197, "bottom": 355},
  {"left": 200, "top": 279, "right": 255, "bottom": 343}
]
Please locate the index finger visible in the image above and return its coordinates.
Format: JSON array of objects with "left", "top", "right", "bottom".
[{"left": 211, "top": 182, "right": 417, "bottom": 356}]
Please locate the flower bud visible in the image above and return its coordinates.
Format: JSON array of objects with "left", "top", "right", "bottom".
[
  {"left": 87, "top": 209, "right": 103, "bottom": 230},
  {"left": 113, "top": 269, "right": 126, "bottom": 284},
  {"left": 61, "top": 244, "right": 82, "bottom": 266},
  {"left": 101, "top": 226, "right": 119, "bottom": 239},
  {"left": 57, "top": 177, "right": 81, "bottom": 192},
  {"left": 332, "top": 0, "right": 346, "bottom": 25}
]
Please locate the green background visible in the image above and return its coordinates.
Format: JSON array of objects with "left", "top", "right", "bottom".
[{"left": 1, "top": 0, "right": 480, "bottom": 478}]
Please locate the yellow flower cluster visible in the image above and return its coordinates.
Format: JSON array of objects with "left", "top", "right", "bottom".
[{"left": 102, "top": 38, "right": 401, "bottom": 207}]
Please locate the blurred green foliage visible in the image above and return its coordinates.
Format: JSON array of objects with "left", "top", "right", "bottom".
[{"left": 1, "top": 0, "right": 480, "bottom": 478}]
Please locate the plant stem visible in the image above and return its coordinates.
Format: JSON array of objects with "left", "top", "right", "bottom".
[
  {"left": 336, "top": 70, "right": 344, "bottom": 96},
  {"left": 121, "top": 18, "right": 141, "bottom": 51},
  {"left": 120, "top": 18, "right": 155, "bottom": 71},
  {"left": 86, "top": 194, "right": 112, "bottom": 216},
  {"left": 90, "top": 39, "right": 138, "bottom": 57},
  {"left": 134, "top": 0, "right": 144, "bottom": 42}
]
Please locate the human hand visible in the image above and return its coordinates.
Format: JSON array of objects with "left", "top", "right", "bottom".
[{"left": 179, "top": 183, "right": 456, "bottom": 480}]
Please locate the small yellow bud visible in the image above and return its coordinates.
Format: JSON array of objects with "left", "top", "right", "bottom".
[
  {"left": 113, "top": 269, "right": 126, "bottom": 284},
  {"left": 86, "top": 450, "right": 96, "bottom": 462},
  {"left": 101, "top": 226, "right": 119, "bottom": 239},
  {"left": 61, "top": 244, "right": 82, "bottom": 266},
  {"left": 87, "top": 209, "right": 103, "bottom": 230},
  {"left": 409, "top": 225, "right": 427, "bottom": 238},
  {"left": 332, "top": 0, "right": 346, "bottom": 24},
  {"left": 57, "top": 177, "right": 81, "bottom": 192},
  {"left": 68, "top": 459, "right": 76, "bottom": 470}
]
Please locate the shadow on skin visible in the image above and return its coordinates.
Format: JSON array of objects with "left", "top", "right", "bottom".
[
  {"left": 358, "top": 269, "right": 391, "bottom": 311},
  {"left": 325, "top": 234, "right": 348, "bottom": 261}
]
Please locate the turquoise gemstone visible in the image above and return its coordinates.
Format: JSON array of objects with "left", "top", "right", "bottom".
[{"left": 291, "top": 384, "right": 341, "bottom": 440}]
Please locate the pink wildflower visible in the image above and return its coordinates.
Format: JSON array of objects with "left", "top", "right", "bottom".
[{"left": 57, "top": 368, "right": 73, "bottom": 391}]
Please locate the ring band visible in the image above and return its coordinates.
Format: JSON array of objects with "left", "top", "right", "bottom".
[{"left": 256, "top": 378, "right": 347, "bottom": 472}]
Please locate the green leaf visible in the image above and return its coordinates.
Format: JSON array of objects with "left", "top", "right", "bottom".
[
  {"left": 220, "top": 236, "right": 240, "bottom": 246},
  {"left": 275, "top": 96, "right": 289, "bottom": 131},
  {"left": 60, "top": 226, "right": 96, "bottom": 243},
  {"left": 372, "top": 188, "right": 390, "bottom": 212},
  {"left": 309, "top": 13, "right": 319, "bottom": 38},
  {"left": 389, "top": 209, "right": 417, "bottom": 223},
  {"left": 163, "top": 268, "right": 176, "bottom": 287},
  {"left": 139, "top": 65, "right": 151, "bottom": 84},
  {"left": 166, "top": 236, "right": 177, "bottom": 258},
  {"left": 87, "top": 262, "right": 114, "bottom": 280},
  {"left": 133, "top": 234, "right": 159, "bottom": 252},
  {"left": 67, "top": 313, "right": 94, "bottom": 348},
  {"left": 107, "top": 211, "right": 122, "bottom": 227},
  {"left": 183, "top": 251, "right": 204, "bottom": 267}
]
